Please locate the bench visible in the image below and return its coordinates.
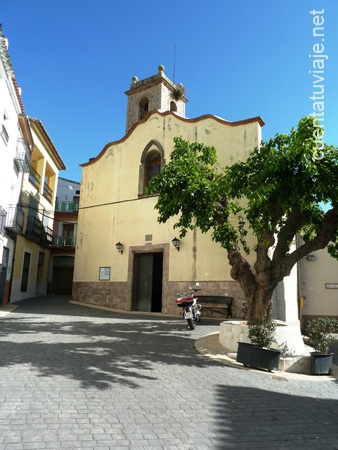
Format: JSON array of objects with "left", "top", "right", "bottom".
[{"left": 197, "top": 295, "right": 233, "bottom": 319}]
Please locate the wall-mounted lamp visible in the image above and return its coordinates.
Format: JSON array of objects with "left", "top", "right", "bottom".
[
  {"left": 172, "top": 237, "right": 180, "bottom": 251},
  {"left": 115, "top": 241, "right": 124, "bottom": 254},
  {"left": 306, "top": 254, "right": 315, "bottom": 261}
]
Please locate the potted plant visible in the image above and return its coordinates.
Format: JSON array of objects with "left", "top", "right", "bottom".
[
  {"left": 307, "top": 316, "right": 338, "bottom": 375},
  {"left": 236, "top": 317, "right": 281, "bottom": 372}
]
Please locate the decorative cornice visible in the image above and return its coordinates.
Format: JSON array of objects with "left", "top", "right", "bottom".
[
  {"left": 18, "top": 114, "right": 34, "bottom": 147},
  {"left": 125, "top": 67, "right": 187, "bottom": 103},
  {"left": 0, "top": 25, "right": 14, "bottom": 78},
  {"left": 12, "top": 77, "right": 25, "bottom": 113},
  {"left": 29, "top": 117, "right": 66, "bottom": 170},
  {"left": 59, "top": 176, "right": 81, "bottom": 185},
  {"left": 0, "top": 26, "right": 25, "bottom": 113},
  {"left": 81, "top": 110, "right": 265, "bottom": 168}
]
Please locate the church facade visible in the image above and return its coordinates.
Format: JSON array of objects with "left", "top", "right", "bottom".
[{"left": 72, "top": 66, "right": 265, "bottom": 318}]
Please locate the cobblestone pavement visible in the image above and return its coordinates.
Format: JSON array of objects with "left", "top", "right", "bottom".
[{"left": 0, "top": 295, "right": 338, "bottom": 450}]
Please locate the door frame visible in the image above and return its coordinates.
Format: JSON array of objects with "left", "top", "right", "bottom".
[{"left": 128, "top": 243, "right": 169, "bottom": 313}]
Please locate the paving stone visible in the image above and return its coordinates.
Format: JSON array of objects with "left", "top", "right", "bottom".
[{"left": 1, "top": 295, "right": 338, "bottom": 449}]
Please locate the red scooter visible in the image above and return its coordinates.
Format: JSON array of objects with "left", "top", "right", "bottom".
[{"left": 176, "top": 283, "right": 202, "bottom": 330}]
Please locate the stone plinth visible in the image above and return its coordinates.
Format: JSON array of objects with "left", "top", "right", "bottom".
[
  {"left": 219, "top": 320, "right": 306, "bottom": 356},
  {"left": 219, "top": 320, "right": 312, "bottom": 373}
]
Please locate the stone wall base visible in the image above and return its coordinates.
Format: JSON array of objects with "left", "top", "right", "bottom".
[
  {"left": 72, "top": 280, "right": 244, "bottom": 318},
  {"left": 72, "top": 281, "right": 130, "bottom": 311}
]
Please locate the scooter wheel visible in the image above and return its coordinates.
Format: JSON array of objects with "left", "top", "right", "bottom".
[{"left": 187, "top": 318, "right": 196, "bottom": 330}]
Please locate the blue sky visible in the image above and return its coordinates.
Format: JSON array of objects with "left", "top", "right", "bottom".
[{"left": 2, "top": 0, "right": 337, "bottom": 182}]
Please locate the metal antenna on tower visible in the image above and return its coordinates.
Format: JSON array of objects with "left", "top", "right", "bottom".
[{"left": 173, "top": 42, "right": 176, "bottom": 83}]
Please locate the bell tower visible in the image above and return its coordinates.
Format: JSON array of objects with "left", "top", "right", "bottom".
[{"left": 125, "top": 65, "right": 187, "bottom": 132}]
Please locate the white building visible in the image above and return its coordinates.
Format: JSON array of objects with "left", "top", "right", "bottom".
[
  {"left": 0, "top": 25, "right": 31, "bottom": 304},
  {"left": 299, "top": 246, "right": 338, "bottom": 329}
]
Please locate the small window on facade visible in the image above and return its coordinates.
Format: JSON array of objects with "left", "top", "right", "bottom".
[
  {"left": 146, "top": 152, "right": 161, "bottom": 184},
  {"left": 138, "top": 140, "right": 165, "bottom": 197},
  {"left": 170, "top": 101, "right": 177, "bottom": 112},
  {"left": 0, "top": 206, "right": 7, "bottom": 232},
  {"left": 139, "top": 97, "right": 149, "bottom": 121},
  {"left": 38, "top": 251, "right": 45, "bottom": 266},
  {"left": 0, "top": 124, "right": 9, "bottom": 144},
  {"left": 21, "top": 251, "right": 31, "bottom": 292}
]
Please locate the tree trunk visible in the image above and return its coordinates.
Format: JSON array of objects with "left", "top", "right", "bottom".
[
  {"left": 246, "top": 287, "right": 274, "bottom": 323},
  {"left": 228, "top": 247, "right": 275, "bottom": 323}
]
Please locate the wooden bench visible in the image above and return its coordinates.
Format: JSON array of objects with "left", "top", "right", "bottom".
[{"left": 197, "top": 295, "right": 233, "bottom": 319}]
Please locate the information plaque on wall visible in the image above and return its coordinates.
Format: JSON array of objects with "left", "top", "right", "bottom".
[
  {"left": 325, "top": 283, "right": 338, "bottom": 289},
  {"left": 99, "top": 267, "right": 111, "bottom": 281}
]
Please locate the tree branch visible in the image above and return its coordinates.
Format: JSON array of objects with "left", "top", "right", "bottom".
[
  {"left": 272, "top": 209, "right": 338, "bottom": 281},
  {"left": 272, "top": 208, "right": 304, "bottom": 262}
]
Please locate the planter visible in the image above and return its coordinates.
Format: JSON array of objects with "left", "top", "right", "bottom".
[
  {"left": 236, "top": 342, "right": 281, "bottom": 372},
  {"left": 219, "top": 321, "right": 305, "bottom": 355},
  {"left": 310, "top": 352, "right": 333, "bottom": 375}
]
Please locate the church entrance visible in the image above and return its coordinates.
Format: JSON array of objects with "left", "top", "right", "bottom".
[{"left": 132, "top": 252, "right": 163, "bottom": 312}]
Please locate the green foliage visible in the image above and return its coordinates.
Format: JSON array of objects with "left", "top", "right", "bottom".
[
  {"left": 148, "top": 118, "right": 338, "bottom": 259},
  {"left": 148, "top": 137, "right": 243, "bottom": 250},
  {"left": 147, "top": 117, "right": 338, "bottom": 319},
  {"left": 171, "top": 84, "right": 186, "bottom": 101},
  {"left": 226, "top": 117, "right": 338, "bottom": 248},
  {"left": 248, "top": 317, "right": 276, "bottom": 348},
  {"left": 307, "top": 316, "right": 338, "bottom": 354}
]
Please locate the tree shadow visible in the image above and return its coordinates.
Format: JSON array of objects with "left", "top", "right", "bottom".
[
  {"left": 212, "top": 384, "right": 338, "bottom": 448},
  {"left": 0, "top": 295, "right": 223, "bottom": 390}
]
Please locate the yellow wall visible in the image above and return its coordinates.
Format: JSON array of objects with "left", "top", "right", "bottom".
[
  {"left": 10, "top": 121, "right": 61, "bottom": 302},
  {"left": 74, "top": 112, "right": 261, "bottom": 286},
  {"left": 300, "top": 247, "right": 338, "bottom": 318}
]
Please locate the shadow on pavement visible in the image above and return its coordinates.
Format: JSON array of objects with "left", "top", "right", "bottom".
[
  {"left": 0, "top": 295, "right": 224, "bottom": 390},
  {"left": 213, "top": 384, "right": 338, "bottom": 448}
]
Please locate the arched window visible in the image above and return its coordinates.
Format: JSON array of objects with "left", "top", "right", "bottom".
[
  {"left": 170, "top": 101, "right": 177, "bottom": 112},
  {"left": 139, "top": 97, "right": 149, "bottom": 121},
  {"left": 146, "top": 151, "right": 161, "bottom": 184},
  {"left": 138, "top": 140, "right": 165, "bottom": 196}
]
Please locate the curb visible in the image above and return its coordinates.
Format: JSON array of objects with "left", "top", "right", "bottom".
[
  {"left": 194, "top": 331, "right": 338, "bottom": 381},
  {"left": 0, "top": 304, "right": 17, "bottom": 318}
]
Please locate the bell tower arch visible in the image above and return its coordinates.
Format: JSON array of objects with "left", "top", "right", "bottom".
[{"left": 125, "top": 65, "right": 187, "bottom": 132}]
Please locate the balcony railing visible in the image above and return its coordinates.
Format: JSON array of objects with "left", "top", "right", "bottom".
[
  {"left": 14, "top": 138, "right": 31, "bottom": 172},
  {"left": 5, "top": 204, "right": 25, "bottom": 234},
  {"left": 55, "top": 201, "right": 79, "bottom": 212},
  {"left": 52, "top": 236, "right": 76, "bottom": 247},
  {"left": 26, "top": 216, "right": 52, "bottom": 247},
  {"left": 26, "top": 216, "right": 43, "bottom": 242},
  {"left": 41, "top": 226, "right": 53, "bottom": 246},
  {"left": 43, "top": 182, "right": 53, "bottom": 203},
  {"left": 29, "top": 167, "right": 41, "bottom": 190}
]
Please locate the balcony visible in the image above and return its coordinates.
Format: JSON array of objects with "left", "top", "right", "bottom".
[
  {"left": 55, "top": 201, "right": 79, "bottom": 212},
  {"left": 43, "top": 182, "right": 53, "bottom": 203},
  {"left": 41, "top": 226, "right": 53, "bottom": 247},
  {"left": 29, "top": 167, "right": 41, "bottom": 190},
  {"left": 5, "top": 204, "right": 25, "bottom": 234},
  {"left": 52, "top": 236, "right": 76, "bottom": 247},
  {"left": 26, "top": 216, "right": 53, "bottom": 248},
  {"left": 14, "top": 138, "right": 31, "bottom": 172}
]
